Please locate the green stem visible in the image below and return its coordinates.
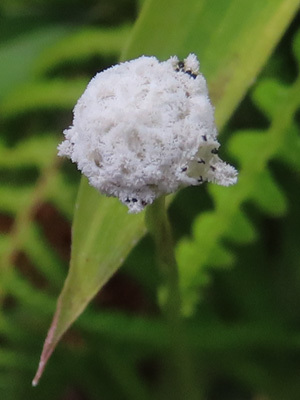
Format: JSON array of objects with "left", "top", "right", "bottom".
[
  {"left": 145, "top": 196, "right": 200, "bottom": 400},
  {"left": 146, "top": 196, "right": 180, "bottom": 317}
]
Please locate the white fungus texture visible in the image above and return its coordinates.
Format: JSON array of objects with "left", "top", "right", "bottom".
[{"left": 58, "top": 54, "right": 238, "bottom": 213}]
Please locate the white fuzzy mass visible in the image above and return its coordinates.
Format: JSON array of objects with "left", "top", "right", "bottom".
[{"left": 58, "top": 54, "right": 238, "bottom": 213}]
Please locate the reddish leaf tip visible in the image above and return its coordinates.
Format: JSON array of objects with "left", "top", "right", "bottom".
[
  {"left": 32, "top": 300, "right": 61, "bottom": 386},
  {"left": 32, "top": 356, "right": 47, "bottom": 386},
  {"left": 32, "top": 378, "right": 38, "bottom": 387}
]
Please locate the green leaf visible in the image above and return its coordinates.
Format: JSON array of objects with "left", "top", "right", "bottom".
[
  {"left": 250, "top": 169, "right": 287, "bottom": 216},
  {"left": 206, "top": 243, "right": 235, "bottom": 268},
  {"left": 0, "top": 135, "right": 59, "bottom": 168},
  {"left": 0, "top": 78, "right": 87, "bottom": 118},
  {"left": 228, "top": 130, "right": 267, "bottom": 165},
  {"left": 22, "top": 224, "right": 66, "bottom": 288},
  {"left": 177, "top": 42, "right": 300, "bottom": 315},
  {"left": 33, "top": 0, "right": 300, "bottom": 384},
  {"left": 252, "top": 79, "right": 291, "bottom": 120},
  {"left": 122, "top": 0, "right": 300, "bottom": 129},
  {"left": 34, "top": 25, "right": 132, "bottom": 76},
  {"left": 0, "top": 26, "right": 70, "bottom": 100},
  {"left": 275, "top": 123, "right": 300, "bottom": 170},
  {"left": 0, "top": 185, "right": 34, "bottom": 214},
  {"left": 32, "top": 178, "right": 146, "bottom": 385},
  {"left": 222, "top": 208, "right": 256, "bottom": 244}
]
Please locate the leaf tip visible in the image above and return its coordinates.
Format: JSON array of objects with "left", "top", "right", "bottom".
[
  {"left": 32, "top": 378, "right": 38, "bottom": 387},
  {"left": 32, "top": 301, "right": 61, "bottom": 387},
  {"left": 32, "top": 359, "right": 45, "bottom": 387}
]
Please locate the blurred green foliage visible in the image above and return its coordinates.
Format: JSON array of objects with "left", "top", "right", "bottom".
[{"left": 0, "top": 0, "right": 300, "bottom": 399}]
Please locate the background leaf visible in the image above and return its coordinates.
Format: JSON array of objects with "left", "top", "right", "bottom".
[
  {"left": 0, "top": 26, "right": 70, "bottom": 99},
  {"left": 177, "top": 28, "right": 300, "bottom": 315},
  {"left": 122, "top": 0, "right": 300, "bottom": 129}
]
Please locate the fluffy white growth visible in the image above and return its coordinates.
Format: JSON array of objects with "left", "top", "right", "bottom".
[{"left": 58, "top": 54, "right": 238, "bottom": 213}]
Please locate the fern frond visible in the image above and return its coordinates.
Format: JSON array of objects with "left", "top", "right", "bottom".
[
  {"left": 35, "top": 25, "right": 132, "bottom": 76},
  {"left": 177, "top": 29, "right": 300, "bottom": 316},
  {"left": 0, "top": 78, "right": 88, "bottom": 118},
  {"left": 0, "top": 135, "right": 59, "bottom": 168}
]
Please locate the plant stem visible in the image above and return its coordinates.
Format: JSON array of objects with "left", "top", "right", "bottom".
[
  {"left": 145, "top": 196, "right": 200, "bottom": 400},
  {"left": 146, "top": 196, "right": 179, "bottom": 317}
]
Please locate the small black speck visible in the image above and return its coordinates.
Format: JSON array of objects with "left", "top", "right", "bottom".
[
  {"left": 210, "top": 166, "right": 216, "bottom": 172},
  {"left": 125, "top": 198, "right": 130, "bottom": 203},
  {"left": 197, "top": 176, "right": 203, "bottom": 183},
  {"left": 178, "top": 61, "right": 184, "bottom": 69},
  {"left": 202, "top": 135, "right": 207, "bottom": 141},
  {"left": 197, "top": 159, "right": 205, "bottom": 164},
  {"left": 185, "top": 70, "right": 197, "bottom": 79},
  {"left": 181, "top": 167, "right": 187, "bottom": 172},
  {"left": 211, "top": 148, "right": 218, "bottom": 154},
  {"left": 141, "top": 200, "right": 147, "bottom": 206},
  {"left": 132, "top": 198, "right": 138, "bottom": 203}
]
